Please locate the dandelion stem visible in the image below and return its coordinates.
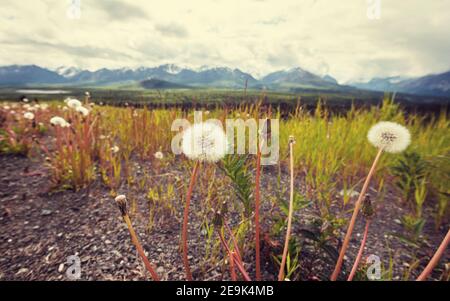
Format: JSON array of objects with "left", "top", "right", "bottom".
[
  {"left": 417, "top": 228, "right": 450, "bottom": 281},
  {"left": 347, "top": 219, "right": 371, "bottom": 281},
  {"left": 254, "top": 147, "right": 262, "bottom": 280},
  {"left": 182, "top": 160, "right": 200, "bottom": 281},
  {"left": 331, "top": 147, "right": 383, "bottom": 281},
  {"left": 122, "top": 214, "right": 160, "bottom": 281},
  {"left": 218, "top": 230, "right": 251, "bottom": 281},
  {"left": 278, "top": 137, "right": 295, "bottom": 281},
  {"left": 229, "top": 252, "right": 238, "bottom": 281}
]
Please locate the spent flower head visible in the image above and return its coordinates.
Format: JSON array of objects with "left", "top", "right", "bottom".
[
  {"left": 23, "top": 112, "right": 35, "bottom": 120},
  {"left": 50, "top": 116, "right": 70, "bottom": 127},
  {"left": 181, "top": 122, "right": 228, "bottom": 162},
  {"left": 114, "top": 195, "right": 128, "bottom": 216},
  {"left": 367, "top": 121, "right": 411, "bottom": 153},
  {"left": 75, "top": 106, "right": 89, "bottom": 116},
  {"left": 67, "top": 98, "right": 82, "bottom": 109},
  {"left": 154, "top": 151, "right": 164, "bottom": 160},
  {"left": 111, "top": 145, "right": 120, "bottom": 153}
]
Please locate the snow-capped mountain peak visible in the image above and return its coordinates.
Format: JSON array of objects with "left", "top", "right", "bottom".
[{"left": 54, "top": 66, "right": 82, "bottom": 78}]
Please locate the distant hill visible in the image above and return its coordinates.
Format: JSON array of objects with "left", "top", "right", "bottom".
[
  {"left": 0, "top": 65, "right": 66, "bottom": 86},
  {"left": 349, "top": 72, "right": 450, "bottom": 97},
  {"left": 261, "top": 67, "right": 340, "bottom": 90},
  {"left": 140, "top": 78, "right": 191, "bottom": 89},
  {"left": 0, "top": 64, "right": 449, "bottom": 97}
]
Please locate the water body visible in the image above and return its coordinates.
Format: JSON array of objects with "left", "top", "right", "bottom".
[{"left": 16, "top": 89, "right": 71, "bottom": 94}]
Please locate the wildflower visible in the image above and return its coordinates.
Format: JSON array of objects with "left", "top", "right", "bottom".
[
  {"left": 179, "top": 121, "right": 228, "bottom": 280},
  {"left": 67, "top": 98, "right": 82, "bottom": 109},
  {"left": 3, "top": 105, "right": 10, "bottom": 110},
  {"left": 75, "top": 106, "right": 89, "bottom": 116},
  {"left": 99, "top": 135, "right": 107, "bottom": 140},
  {"left": 50, "top": 116, "right": 70, "bottom": 127},
  {"left": 367, "top": 121, "right": 411, "bottom": 153},
  {"left": 23, "top": 112, "right": 35, "bottom": 120},
  {"left": 339, "top": 189, "right": 359, "bottom": 198},
  {"left": 23, "top": 104, "right": 31, "bottom": 109},
  {"left": 331, "top": 121, "right": 412, "bottom": 281},
  {"left": 23, "top": 98, "right": 29, "bottom": 103},
  {"left": 181, "top": 122, "right": 228, "bottom": 163},
  {"left": 111, "top": 146, "right": 120, "bottom": 153},
  {"left": 154, "top": 151, "right": 164, "bottom": 160},
  {"left": 115, "top": 195, "right": 127, "bottom": 216},
  {"left": 40, "top": 104, "right": 49, "bottom": 110},
  {"left": 113, "top": 194, "right": 160, "bottom": 281}
]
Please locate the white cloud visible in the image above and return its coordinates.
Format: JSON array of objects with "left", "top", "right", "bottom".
[{"left": 0, "top": 0, "right": 449, "bottom": 82}]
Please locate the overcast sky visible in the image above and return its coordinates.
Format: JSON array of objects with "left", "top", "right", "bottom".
[{"left": 1, "top": 0, "right": 449, "bottom": 82}]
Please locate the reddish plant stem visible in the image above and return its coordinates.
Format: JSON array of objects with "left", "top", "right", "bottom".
[
  {"left": 123, "top": 215, "right": 160, "bottom": 281},
  {"left": 331, "top": 147, "right": 383, "bottom": 281},
  {"left": 278, "top": 138, "right": 295, "bottom": 281},
  {"left": 417, "top": 228, "right": 450, "bottom": 281},
  {"left": 224, "top": 220, "right": 242, "bottom": 263},
  {"left": 254, "top": 147, "right": 262, "bottom": 280},
  {"left": 229, "top": 252, "right": 237, "bottom": 281},
  {"left": 182, "top": 161, "right": 200, "bottom": 281},
  {"left": 347, "top": 219, "right": 371, "bottom": 281},
  {"left": 218, "top": 231, "right": 251, "bottom": 281}
]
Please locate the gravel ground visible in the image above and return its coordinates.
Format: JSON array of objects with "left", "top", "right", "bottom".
[{"left": 0, "top": 155, "right": 448, "bottom": 281}]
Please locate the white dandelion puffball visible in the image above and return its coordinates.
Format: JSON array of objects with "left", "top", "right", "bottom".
[
  {"left": 50, "top": 116, "right": 69, "bottom": 127},
  {"left": 367, "top": 121, "right": 411, "bottom": 153},
  {"left": 67, "top": 98, "right": 82, "bottom": 109},
  {"left": 181, "top": 122, "right": 228, "bottom": 162},
  {"left": 23, "top": 98, "right": 29, "bottom": 103},
  {"left": 111, "top": 145, "right": 120, "bottom": 153},
  {"left": 154, "top": 151, "right": 164, "bottom": 160},
  {"left": 23, "top": 112, "right": 35, "bottom": 120},
  {"left": 75, "top": 106, "right": 89, "bottom": 116}
]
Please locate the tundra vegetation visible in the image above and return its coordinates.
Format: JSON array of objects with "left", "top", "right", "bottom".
[{"left": 0, "top": 94, "right": 448, "bottom": 281}]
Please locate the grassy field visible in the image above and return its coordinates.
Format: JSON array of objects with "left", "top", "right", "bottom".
[{"left": 0, "top": 95, "right": 449, "bottom": 281}]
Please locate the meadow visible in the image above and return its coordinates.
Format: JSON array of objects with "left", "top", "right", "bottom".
[{"left": 0, "top": 94, "right": 448, "bottom": 281}]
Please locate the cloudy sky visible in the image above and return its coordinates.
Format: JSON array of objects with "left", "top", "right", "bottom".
[{"left": 1, "top": 0, "right": 449, "bottom": 82}]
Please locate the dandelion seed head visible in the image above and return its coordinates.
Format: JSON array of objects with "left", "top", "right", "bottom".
[
  {"left": 67, "top": 98, "right": 82, "bottom": 109},
  {"left": 154, "top": 151, "right": 164, "bottom": 160},
  {"left": 23, "top": 112, "right": 35, "bottom": 120},
  {"left": 75, "top": 106, "right": 89, "bottom": 116},
  {"left": 181, "top": 122, "right": 228, "bottom": 162},
  {"left": 50, "top": 116, "right": 69, "bottom": 127},
  {"left": 367, "top": 121, "right": 411, "bottom": 153},
  {"left": 114, "top": 195, "right": 127, "bottom": 216}
]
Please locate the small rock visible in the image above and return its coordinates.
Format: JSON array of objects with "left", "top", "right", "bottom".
[
  {"left": 58, "top": 263, "right": 65, "bottom": 273},
  {"left": 41, "top": 209, "right": 52, "bottom": 216},
  {"left": 16, "top": 268, "right": 29, "bottom": 275}
]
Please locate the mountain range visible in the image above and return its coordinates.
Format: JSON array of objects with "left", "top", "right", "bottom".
[{"left": 0, "top": 64, "right": 449, "bottom": 97}]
